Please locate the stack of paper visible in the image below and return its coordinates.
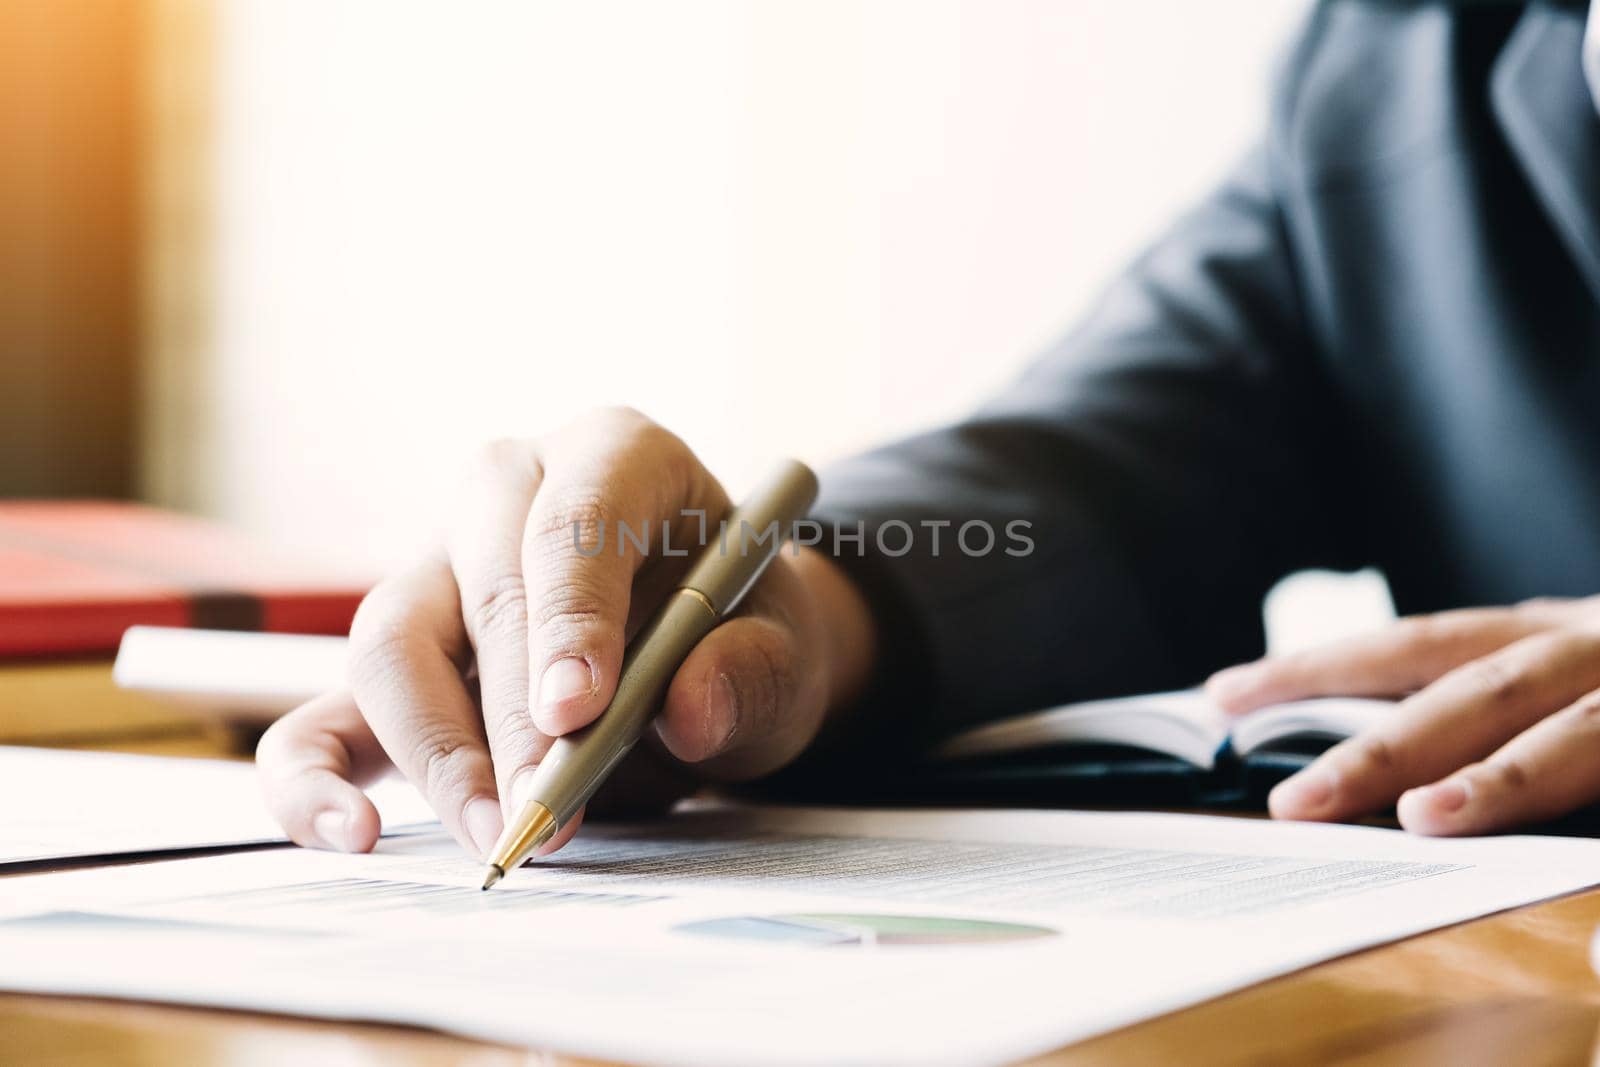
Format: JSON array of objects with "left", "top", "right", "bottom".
[
  {"left": 0, "top": 746, "right": 434, "bottom": 868},
  {"left": 2, "top": 802, "right": 1599, "bottom": 1065}
]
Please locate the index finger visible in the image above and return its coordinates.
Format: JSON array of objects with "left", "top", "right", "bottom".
[
  {"left": 520, "top": 409, "right": 728, "bottom": 740},
  {"left": 1206, "top": 607, "right": 1553, "bottom": 712}
]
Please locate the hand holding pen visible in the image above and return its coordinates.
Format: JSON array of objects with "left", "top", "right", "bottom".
[{"left": 257, "top": 408, "right": 878, "bottom": 861}]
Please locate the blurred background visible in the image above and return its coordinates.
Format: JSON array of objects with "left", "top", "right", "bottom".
[{"left": 0, "top": 0, "right": 1389, "bottom": 647}]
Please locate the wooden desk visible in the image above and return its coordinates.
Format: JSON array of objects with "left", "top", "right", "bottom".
[{"left": 6, "top": 733, "right": 1600, "bottom": 1066}]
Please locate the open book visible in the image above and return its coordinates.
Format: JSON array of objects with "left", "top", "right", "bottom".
[{"left": 936, "top": 689, "right": 1390, "bottom": 771}]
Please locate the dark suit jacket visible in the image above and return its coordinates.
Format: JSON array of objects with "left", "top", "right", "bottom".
[{"left": 812, "top": 2, "right": 1600, "bottom": 752}]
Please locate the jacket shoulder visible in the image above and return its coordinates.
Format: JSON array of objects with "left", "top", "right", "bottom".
[{"left": 1269, "top": 1, "right": 1523, "bottom": 184}]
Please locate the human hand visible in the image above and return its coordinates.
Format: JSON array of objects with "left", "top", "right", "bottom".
[
  {"left": 257, "top": 408, "right": 875, "bottom": 858},
  {"left": 1206, "top": 597, "right": 1600, "bottom": 834}
]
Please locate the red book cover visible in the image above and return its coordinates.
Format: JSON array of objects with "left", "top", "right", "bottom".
[{"left": 0, "top": 501, "right": 374, "bottom": 657}]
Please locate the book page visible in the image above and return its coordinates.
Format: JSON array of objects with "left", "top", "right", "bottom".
[
  {"left": 935, "top": 690, "right": 1229, "bottom": 767},
  {"left": 1, "top": 805, "right": 1597, "bottom": 1066},
  {"left": 1230, "top": 696, "right": 1392, "bottom": 756}
]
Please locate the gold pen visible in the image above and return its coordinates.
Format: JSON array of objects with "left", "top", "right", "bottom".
[{"left": 482, "top": 459, "right": 820, "bottom": 889}]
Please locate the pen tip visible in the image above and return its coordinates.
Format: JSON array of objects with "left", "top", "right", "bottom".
[{"left": 481, "top": 865, "right": 505, "bottom": 892}]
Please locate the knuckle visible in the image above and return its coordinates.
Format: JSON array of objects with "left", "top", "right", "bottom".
[
  {"left": 1482, "top": 757, "right": 1531, "bottom": 794},
  {"left": 1454, "top": 654, "right": 1527, "bottom": 706},
  {"left": 478, "top": 670, "right": 531, "bottom": 721},
  {"left": 346, "top": 595, "right": 461, "bottom": 702},
  {"left": 412, "top": 722, "right": 478, "bottom": 800},
  {"left": 491, "top": 708, "right": 546, "bottom": 754},
  {"left": 1346, "top": 734, "right": 1401, "bottom": 776},
  {"left": 463, "top": 574, "right": 527, "bottom": 642},
  {"left": 347, "top": 598, "right": 418, "bottom": 695},
  {"left": 531, "top": 584, "right": 609, "bottom": 642},
  {"left": 532, "top": 486, "right": 612, "bottom": 550}
]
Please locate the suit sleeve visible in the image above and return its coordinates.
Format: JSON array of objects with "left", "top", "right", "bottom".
[{"left": 807, "top": 146, "right": 1360, "bottom": 755}]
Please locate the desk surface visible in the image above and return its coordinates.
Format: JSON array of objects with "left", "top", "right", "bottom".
[{"left": 6, "top": 732, "right": 1600, "bottom": 1067}]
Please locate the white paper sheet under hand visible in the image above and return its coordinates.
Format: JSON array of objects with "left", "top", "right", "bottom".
[
  {"left": 5, "top": 807, "right": 1600, "bottom": 1065},
  {"left": 0, "top": 746, "right": 435, "bottom": 867}
]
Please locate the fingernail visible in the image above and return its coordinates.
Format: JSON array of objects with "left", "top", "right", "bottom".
[
  {"left": 311, "top": 808, "right": 352, "bottom": 852},
  {"left": 705, "top": 672, "right": 739, "bottom": 756},
  {"left": 1415, "top": 779, "right": 1472, "bottom": 815},
  {"left": 1272, "top": 770, "right": 1335, "bottom": 815},
  {"left": 463, "top": 795, "right": 504, "bottom": 859},
  {"left": 539, "top": 656, "right": 594, "bottom": 714}
]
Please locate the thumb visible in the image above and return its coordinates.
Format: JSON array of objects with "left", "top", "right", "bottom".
[{"left": 654, "top": 576, "right": 827, "bottom": 781}]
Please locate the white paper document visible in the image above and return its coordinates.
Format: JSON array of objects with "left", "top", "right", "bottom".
[
  {"left": 0, "top": 746, "right": 435, "bottom": 867},
  {"left": 3, "top": 806, "right": 1599, "bottom": 1064}
]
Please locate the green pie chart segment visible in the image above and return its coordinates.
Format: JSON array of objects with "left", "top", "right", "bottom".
[{"left": 675, "top": 912, "right": 1057, "bottom": 947}]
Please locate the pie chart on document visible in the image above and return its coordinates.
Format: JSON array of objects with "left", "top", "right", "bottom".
[{"left": 673, "top": 912, "right": 1059, "bottom": 948}]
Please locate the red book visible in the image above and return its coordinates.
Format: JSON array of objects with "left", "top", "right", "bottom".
[{"left": 0, "top": 501, "right": 373, "bottom": 657}]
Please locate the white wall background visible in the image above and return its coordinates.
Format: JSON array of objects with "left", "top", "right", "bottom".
[{"left": 148, "top": 0, "right": 1393, "bottom": 643}]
